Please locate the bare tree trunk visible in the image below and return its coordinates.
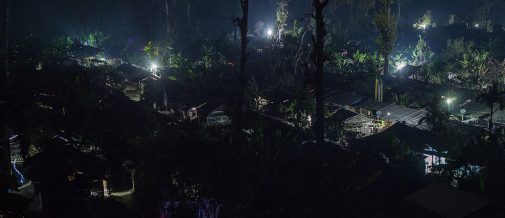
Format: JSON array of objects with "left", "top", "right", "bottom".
[
  {"left": 1, "top": 0, "right": 11, "bottom": 189},
  {"left": 313, "top": 0, "right": 328, "bottom": 145},
  {"left": 397, "top": 0, "right": 401, "bottom": 24},
  {"left": 384, "top": 52, "right": 389, "bottom": 77},
  {"left": 237, "top": 0, "right": 249, "bottom": 126},
  {"left": 164, "top": 0, "right": 172, "bottom": 35},
  {"left": 187, "top": 0, "right": 191, "bottom": 26},
  {"left": 489, "top": 105, "right": 494, "bottom": 132},
  {"left": 294, "top": 22, "right": 310, "bottom": 76},
  {"left": 379, "top": 54, "right": 388, "bottom": 102}
]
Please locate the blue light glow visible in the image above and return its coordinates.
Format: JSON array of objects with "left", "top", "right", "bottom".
[{"left": 12, "top": 159, "right": 25, "bottom": 184}]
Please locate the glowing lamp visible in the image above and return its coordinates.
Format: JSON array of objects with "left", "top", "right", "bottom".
[
  {"left": 396, "top": 61, "right": 407, "bottom": 71},
  {"left": 266, "top": 28, "right": 274, "bottom": 37},
  {"left": 150, "top": 63, "right": 159, "bottom": 72}
]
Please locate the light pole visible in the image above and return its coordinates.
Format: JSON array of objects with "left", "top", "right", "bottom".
[{"left": 460, "top": 109, "right": 466, "bottom": 122}]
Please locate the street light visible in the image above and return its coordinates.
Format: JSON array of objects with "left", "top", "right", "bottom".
[
  {"left": 150, "top": 63, "right": 159, "bottom": 72},
  {"left": 149, "top": 62, "right": 159, "bottom": 76},
  {"left": 446, "top": 98, "right": 453, "bottom": 105},
  {"left": 307, "top": 115, "right": 312, "bottom": 128},
  {"left": 396, "top": 61, "right": 407, "bottom": 71},
  {"left": 445, "top": 97, "right": 455, "bottom": 112},
  {"left": 266, "top": 28, "right": 274, "bottom": 38}
]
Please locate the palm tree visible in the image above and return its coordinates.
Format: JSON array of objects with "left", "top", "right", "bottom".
[
  {"left": 477, "top": 81, "right": 505, "bottom": 132},
  {"left": 373, "top": 0, "right": 397, "bottom": 102},
  {"left": 374, "top": 0, "right": 397, "bottom": 78},
  {"left": 419, "top": 96, "right": 449, "bottom": 135}
]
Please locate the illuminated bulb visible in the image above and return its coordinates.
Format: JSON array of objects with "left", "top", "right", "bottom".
[
  {"left": 149, "top": 63, "right": 159, "bottom": 73},
  {"left": 266, "top": 28, "right": 274, "bottom": 37},
  {"left": 396, "top": 61, "right": 407, "bottom": 71},
  {"left": 446, "top": 98, "right": 453, "bottom": 105}
]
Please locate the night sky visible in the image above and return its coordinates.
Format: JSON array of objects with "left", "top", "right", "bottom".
[{"left": 9, "top": 0, "right": 505, "bottom": 40}]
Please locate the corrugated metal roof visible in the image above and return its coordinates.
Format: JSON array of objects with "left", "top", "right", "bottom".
[
  {"left": 356, "top": 99, "right": 392, "bottom": 111},
  {"left": 379, "top": 104, "right": 428, "bottom": 128},
  {"left": 327, "top": 92, "right": 429, "bottom": 130},
  {"left": 332, "top": 109, "right": 359, "bottom": 121},
  {"left": 345, "top": 114, "right": 373, "bottom": 124},
  {"left": 325, "top": 92, "right": 368, "bottom": 107}
]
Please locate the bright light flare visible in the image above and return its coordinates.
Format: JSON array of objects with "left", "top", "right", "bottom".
[
  {"left": 149, "top": 62, "right": 160, "bottom": 77},
  {"left": 12, "top": 159, "right": 25, "bottom": 184},
  {"left": 446, "top": 98, "right": 454, "bottom": 105},
  {"left": 396, "top": 61, "right": 407, "bottom": 71},
  {"left": 149, "top": 63, "right": 159, "bottom": 72},
  {"left": 266, "top": 28, "right": 274, "bottom": 37}
]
